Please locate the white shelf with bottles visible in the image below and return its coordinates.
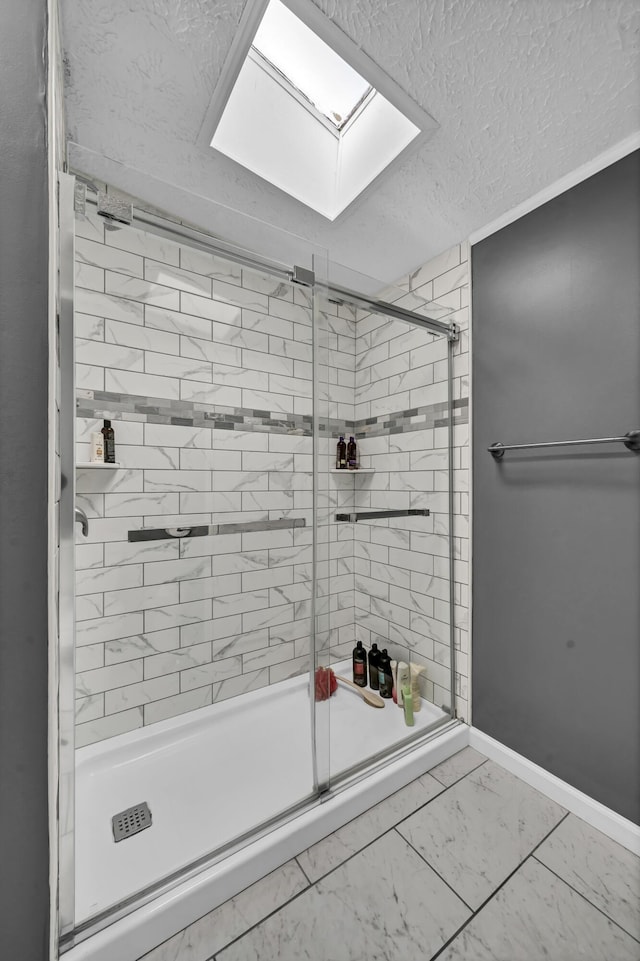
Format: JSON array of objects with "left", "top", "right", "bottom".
[
  {"left": 330, "top": 468, "right": 375, "bottom": 473},
  {"left": 76, "top": 462, "right": 122, "bottom": 469}
]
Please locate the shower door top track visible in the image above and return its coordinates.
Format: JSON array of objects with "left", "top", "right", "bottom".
[{"left": 82, "top": 191, "right": 457, "bottom": 339}]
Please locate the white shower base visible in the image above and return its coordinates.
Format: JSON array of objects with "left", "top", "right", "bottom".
[{"left": 69, "top": 667, "right": 466, "bottom": 961}]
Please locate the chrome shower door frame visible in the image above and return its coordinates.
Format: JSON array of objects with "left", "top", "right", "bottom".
[{"left": 57, "top": 171, "right": 78, "bottom": 938}]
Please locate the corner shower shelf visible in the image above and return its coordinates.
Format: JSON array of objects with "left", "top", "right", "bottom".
[
  {"left": 76, "top": 462, "right": 122, "bottom": 469},
  {"left": 330, "top": 468, "right": 375, "bottom": 473}
]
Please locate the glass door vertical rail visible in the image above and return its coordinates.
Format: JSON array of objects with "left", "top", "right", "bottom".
[{"left": 57, "top": 171, "right": 78, "bottom": 937}]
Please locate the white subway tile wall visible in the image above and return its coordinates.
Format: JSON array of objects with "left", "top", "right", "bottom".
[
  {"left": 73, "top": 210, "right": 469, "bottom": 745},
  {"left": 352, "top": 243, "right": 470, "bottom": 719},
  {"left": 73, "top": 211, "right": 324, "bottom": 747}
]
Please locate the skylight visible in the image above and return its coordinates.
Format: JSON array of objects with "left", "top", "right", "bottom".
[
  {"left": 204, "top": 0, "right": 438, "bottom": 220},
  {"left": 251, "top": 0, "right": 372, "bottom": 129}
]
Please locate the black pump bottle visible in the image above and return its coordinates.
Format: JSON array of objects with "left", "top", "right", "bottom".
[{"left": 352, "top": 640, "right": 367, "bottom": 687}]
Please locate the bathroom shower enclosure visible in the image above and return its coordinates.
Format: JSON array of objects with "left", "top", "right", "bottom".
[{"left": 56, "top": 172, "right": 463, "bottom": 958}]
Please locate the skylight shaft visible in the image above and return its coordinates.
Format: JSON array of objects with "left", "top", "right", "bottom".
[{"left": 252, "top": 0, "right": 371, "bottom": 127}]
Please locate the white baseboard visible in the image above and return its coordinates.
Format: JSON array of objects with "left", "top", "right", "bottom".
[{"left": 468, "top": 728, "right": 640, "bottom": 856}]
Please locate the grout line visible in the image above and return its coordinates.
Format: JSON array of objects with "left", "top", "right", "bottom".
[
  {"left": 531, "top": 853, "right": 640, "bottom": 946},
  {"left": 208, "top": 868, "right": 315, "bottom": 957},
  {"left": 294, "top": 855, "right": 312, "bottom": 886},
  {"left": 394, "top": 825, "right": 474, "bottom": 913},
  {"left": 292, "top": 757, "right": 486, "bottom": 887},
  {"left": 428, "top": 753, "right": 488, "bottom": 788},
  {"left": 205, "top": 756, "right": 494, "bottom": 956},
  {"left": 427, "top": 811, "right": 571, "bottom": 961}
]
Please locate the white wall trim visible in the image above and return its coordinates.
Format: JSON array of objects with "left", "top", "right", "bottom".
[
  {"left": 469, "top": 131, "right": 640, "bottom": 246},
  {"left": 469, "top": 728, "right": 640, "bottom": 856}
]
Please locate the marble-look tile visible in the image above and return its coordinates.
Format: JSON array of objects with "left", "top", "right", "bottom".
[
  {"left": 104, "top": 674, "right": 179, "bottom": 714},
  {"left": 180, "top": 655, "right": 242, "bottom": 692},
  {"left": 75, "top": 706, "right": 143, "bottom": 748},
  {"left": 105, "top": 271, "right": 180, "bottom": 309},
  {"left": 144, "top": 687, "right": 212, "bottom": 725},
  {"left": 75, "top": 287, "right": 144, "bottom": 325},
  {"left": 139, "top": 860, "right": 307, "bottom": 961},
  {"left": 438, "top": 856, "right": 640, "bottom": 961},
  {"left": 75, "top": 592, "right": 104, "bottom": 621},
  {"left": 210, "top": 668, "right": 269, "bottom": 703},
  {"left": 217, "top": 830, "right": 470, "bottom": 961},
  {"left": 105, "top": 628, "right": 180, "bottom": 664},
  {"left": 397, "top": 760, "right": 566, "bottom": 910},
  {"left": 297, "top": 772, "right": 444, "bottom": 883},
  {"left": 535, "top": 814, "right": 640, "bottom": 939},
  {"left": 76, "top": 236, "right": 143, "bottom": 278},
  {"left": 428, "top": 747, "right": 487, "bottom": 787},
  {"left": 107, "top": 225, "right": 180, "bottom": 266},
  {"left": 144, "top": 261, "right": 212, "bottom": 297}
]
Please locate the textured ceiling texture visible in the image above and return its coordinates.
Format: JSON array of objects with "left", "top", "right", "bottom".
[{"left": 61, "top": 0, "right": 640, "bottom": 284}]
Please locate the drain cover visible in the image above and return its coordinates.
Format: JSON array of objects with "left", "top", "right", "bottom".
[{"left": 112, "top": 802, "right": 152, "bottom": 842}]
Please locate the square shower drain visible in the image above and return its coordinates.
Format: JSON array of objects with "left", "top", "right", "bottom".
[{"left": 111, "top": 802, "right": 152, "bottom": 842}]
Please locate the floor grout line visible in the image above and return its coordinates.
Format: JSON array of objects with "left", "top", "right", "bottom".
[
  {"left": 294, "top": 855, "right": 312, "bottom": 886},
  {"left": 295, "top": 754, "right": 487, "bottom": 886},
  {"left": 531, "top": 853, "right": 640, "bottom": 945},
  {"left": 155, "top": 756, "right": 639, "bottom": 961},
  {"left": 146, "top": 753, "right": 491, "bottom": 959},
  {"left": 203, "top": 757, "right": 480, "bottom": 956},
  {"left": 427, "top": 811, "right": 571, "bottom": 961},
  {"left": 393, "top": 825, "right": 475, "bottom": 913}
]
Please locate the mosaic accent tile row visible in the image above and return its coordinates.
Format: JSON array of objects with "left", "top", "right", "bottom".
[
  {"left": 76, "top": 388, "right": 313, "bottom": 435},
  {"left": 76, "top": 389, "right": 469, "bottom": 440}
]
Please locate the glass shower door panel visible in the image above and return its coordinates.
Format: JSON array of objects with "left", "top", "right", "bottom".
[
  {"left": 72, "top": 211, "right": 323, "bottom": 924},
  {"left": 322, "top": 277, "right": 456, "bottom": 784}
]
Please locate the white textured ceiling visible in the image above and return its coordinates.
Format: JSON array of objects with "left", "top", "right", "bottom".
[{"left": 61, "top": 0, "right": 640, "bottom": 284}]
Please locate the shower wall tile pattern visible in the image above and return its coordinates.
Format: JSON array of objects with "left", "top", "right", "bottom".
[
  {"left": 73, "top": 210, "right": 354, "bottom": 747},
  {"left": 349, "top": 243, "right": 470, "bottom": 720},
  {"left": 73, "top": 208, "right": 469, "bottom": 744}
]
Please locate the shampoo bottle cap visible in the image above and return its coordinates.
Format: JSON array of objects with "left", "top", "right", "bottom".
[{"left": 103, "top": 419, "right": 111, "bottom": 427}]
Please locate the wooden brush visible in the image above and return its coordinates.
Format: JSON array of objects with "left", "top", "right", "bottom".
[{"left": 334, "top": 675, "right": 385, "bottom": 708}]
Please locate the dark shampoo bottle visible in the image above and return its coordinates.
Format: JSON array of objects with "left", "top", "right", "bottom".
[
  {"left": 352, "top": 640, "right": 367, "bottom": 687},
  {"left": 368, "top": 643, "right": 380, "bottom": 691},
  {"left": 101, "top": 419, "right": 116, "bottom": 464},
  {"left": 378, "top": 649, "right": 393, "bottom": 699}
]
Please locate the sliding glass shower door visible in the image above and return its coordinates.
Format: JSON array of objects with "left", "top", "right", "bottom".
[
  {"left": 58, "top": 171, "right": 459, "bottom": 947},
  {"left": 64, "top": 181, "right": 331, "bottom": 934},
  {"left": 313, "top": 269, "right": 459, "bottom": 785}
]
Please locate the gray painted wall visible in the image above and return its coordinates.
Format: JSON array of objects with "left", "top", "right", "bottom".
[
  {"left": 0, "top": 0, "right": 51, "bottom": 956},
  {"left": 472, "top": 151, "right": 640, "bottom": 824}
]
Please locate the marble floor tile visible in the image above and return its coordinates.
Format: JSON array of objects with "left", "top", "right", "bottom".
[
  {"left": 139, "top": 860, "right": 308, "bottom": 961},
  {"left": 428, "top": 746, "right": 487, "bottom": 787},
  {"left": 535, "top": 813, "right": 640, "bottom": 940},
  {"left": 296, "top": 771, "right": 444, "bottom": 883},
  {"left": 216, "top": 829, "right": 471, "bottom": 961},
  {"left": 397, "top": 760, "right": 566, "bottom": 909},
  {"left": 438, "top": 856, "right": 640, "bottom": 961}
]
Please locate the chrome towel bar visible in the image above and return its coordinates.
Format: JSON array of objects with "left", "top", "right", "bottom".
[
  {"left": 488, "top": 429, "right": 640, "bottom": 459},
  {"left": 129, "top": 517, "right": 306, "bottom": 542},
  {"left": 336, "top": 509, "right": 430, "bottom": 523}
]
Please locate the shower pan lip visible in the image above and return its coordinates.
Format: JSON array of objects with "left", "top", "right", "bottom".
[{"left": 64, "top": 674, "right": 466, "bottom": 961}]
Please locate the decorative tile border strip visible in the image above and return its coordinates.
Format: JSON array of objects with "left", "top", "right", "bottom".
[
  {"left": 350, "top": 398, "right": 469, "bottom": 439},
  {"left": 76, "top": 390, "right": 468, "bottom": 440},
  {"left": 76, "top": 389, "right": 313, "bottom": 435}
]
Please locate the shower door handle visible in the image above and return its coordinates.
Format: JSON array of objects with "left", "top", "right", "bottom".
[{"left": 75, "top": 507, "right": 89, "bottom": 537}]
